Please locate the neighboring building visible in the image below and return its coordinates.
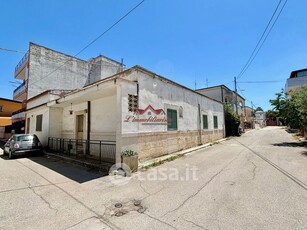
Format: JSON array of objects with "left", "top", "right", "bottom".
[
  {"left": 26, "top": 66, "right": 225, "bottom": 164},
  {"left": 244, "top": 106, "right": 254, "bottom": 129},
  {"left": 0, "top": 98, "right": 22, "bottom": 140},
  {"left": 12, "top": 42, "right": 125, "bottom": 132},
  {"left": 255, "top": 111, "right": 266, "bottom": 128},
  {"left": 285, "top": 68, "right": 307, "bottom": 94},
  {"left": 196, "top": 85, "right": 245, "bottom": 128}
]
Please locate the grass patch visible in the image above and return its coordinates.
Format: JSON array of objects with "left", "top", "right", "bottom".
[{"left": 142, "top": 154, "right": 184, "bottom": 170}]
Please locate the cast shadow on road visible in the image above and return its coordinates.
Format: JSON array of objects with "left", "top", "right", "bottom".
[
  {"left": 272, "top": 141, "right": 307, "bottom": 148},
  {"left": 272, "top": 141, "right": 307, "bottom": 157},
  {"left": 0, "top": 153, "right": 108, "bottom": 183}
]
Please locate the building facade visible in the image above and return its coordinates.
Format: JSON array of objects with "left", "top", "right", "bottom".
[
  {"left": 26, "top": 66, "right": 225, "bottom": 164},
  {"left": 244, "top": 106, "right": 254, "bottom": 129},
  {"left": 0, "top": 98, "right": 22, "bottom": 140},
  {"left": 196, "top": 85, "right": 245, "bottom": 128},
  {"left": 285, "top": 68, "right": 307, "bottom": 94},
  {"left": 12, "top": 42, "right": 124, "bottom": 132}
]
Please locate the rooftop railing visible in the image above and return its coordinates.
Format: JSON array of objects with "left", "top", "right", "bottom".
[
  {"left": 15, "top": 51, "right": 29, "bottom": 74},
  {"left": 13, "top": 81, "right": 26, "bottom": 97}
]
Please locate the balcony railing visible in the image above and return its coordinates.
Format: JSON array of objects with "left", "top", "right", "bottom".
[
  {"left": 15, "top": 51, "right": 29, "bottom": 75},
  {"left": 13, "top": 81, "right": 26, "bottom": 97},
  {"left": 48, "top": 137, "right": 116, "bottom": 164}
]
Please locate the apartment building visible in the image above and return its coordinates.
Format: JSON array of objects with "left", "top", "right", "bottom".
[{"left": 12, "top": 42, "right": 124, "bottom": 132}]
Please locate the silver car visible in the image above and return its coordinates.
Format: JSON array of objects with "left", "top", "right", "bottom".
[{"left": 3, "top": 134, "right": 43, "bottom": 159}]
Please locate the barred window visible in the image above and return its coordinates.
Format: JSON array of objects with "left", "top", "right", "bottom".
[{"left": 128, "top": 94, "right": 138, "bottom": 112}]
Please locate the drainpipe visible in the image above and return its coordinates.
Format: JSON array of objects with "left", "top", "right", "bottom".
[
  {"left": 198, "top": 103, "right": 202, "bottom": 145},
  {"left": 86, "top": 101, "right": 91, "bottom": 155}
]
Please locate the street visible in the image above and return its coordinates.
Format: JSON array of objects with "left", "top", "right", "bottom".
[{"left": 0, "top": 127, "right": 306, "bottom": 230}]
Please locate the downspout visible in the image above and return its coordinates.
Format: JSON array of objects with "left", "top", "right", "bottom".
[
  {"left": 86, "top": 101, "right": 91, "bottom": 155},
  {"left": 198, "top": 103, "right": 202, "bottom": 145}
]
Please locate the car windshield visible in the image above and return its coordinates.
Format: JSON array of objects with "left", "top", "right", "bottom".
[{"left": 17, "top": 135, "right": 37, "bottom": 142}]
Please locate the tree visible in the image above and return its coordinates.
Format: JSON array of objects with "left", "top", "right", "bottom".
[
  {"left": 224, "top": 103, "right": 241, "bottom": 136},
  {"left": 292, "top": 86, "right": 307, "bottom": 129},
  {"left": 269, "top": 87, "right": 307, "bottom": 130}
]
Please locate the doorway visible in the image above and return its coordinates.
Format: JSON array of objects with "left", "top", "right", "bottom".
[{"left": 76, "top": 114, "right": 85, "bottom": 154}]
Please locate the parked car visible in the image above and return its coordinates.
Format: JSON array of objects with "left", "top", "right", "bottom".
[{"left": 2, "top": 134, "right": 43, "bottom": 159}]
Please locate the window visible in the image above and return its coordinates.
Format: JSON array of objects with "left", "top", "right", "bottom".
[
  {"left": 203, "top": 115, "right": 208, "bottom": 129},
  {"left": 213, "top": 115, "right": 218, "bottom": 129},
  {"left": 0, "top": 105, "right": 2, "bottom": 112},
  {"left": 128, "top": 94, "right": 138, "bottom": 112},
  {"left": 167, "top": 109, "right": 177, "bottom": 131},
  {"left": 36, "top": 114, "right": 43, "bottom": 132},
  {"left": 297, "top": 70, "right": 307, "bottom": 78}
]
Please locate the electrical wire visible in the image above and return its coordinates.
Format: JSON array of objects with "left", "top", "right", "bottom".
[
  {"left": 0, "top": 47, "right": 26, "bottom": 54},
  {"left": 238, "top": 80, "right": 284, "bottom": 84},
  {"left": 237, "top": 0, "right": 288, "bottom": 80},
  {"left": 28, "top": 0, "right": 145, "bottom": 90}
]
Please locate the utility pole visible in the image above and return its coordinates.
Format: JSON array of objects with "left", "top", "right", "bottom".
[
  {"left": 234, "top": 76, "right": 238, "bottom": 115},
  {"left": 251, "top": 101, "right": 255, "bottom": 129},
  {"left": 206, "top": 78, "right": 209, "bottom": 88}
]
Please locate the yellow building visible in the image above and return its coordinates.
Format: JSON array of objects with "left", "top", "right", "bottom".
[{"left": 0, "top": 98, "right": 22, "bottom": 126}]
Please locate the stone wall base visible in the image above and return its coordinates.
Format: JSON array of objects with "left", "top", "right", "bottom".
[{"left": 121, "top": 129, "right": 224, "bottom": 162}]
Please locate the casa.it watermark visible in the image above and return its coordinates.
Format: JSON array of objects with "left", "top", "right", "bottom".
[{"left": 109, "top": 163, "right": 198, "bottom": 186}]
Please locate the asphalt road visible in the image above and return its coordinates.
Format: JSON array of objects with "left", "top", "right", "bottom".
[{"left": 0, "top": 127, "right": 306, "bottom": 230}]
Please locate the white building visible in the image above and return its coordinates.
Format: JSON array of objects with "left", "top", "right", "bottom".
[
  {"left": 196, "top": 85, "right": 245, "bottom": 128},
  {"left": 12, "top": 42, "right": 124, "bottom": 132},
  {"left": 26, "top": 66, "right": 225, "bottom": 164},
  {"left": 255, "top": 111, "right": 266, "bottom": 128},
  {"left": 285, "top": 68, "right": 307, "bottom": 94}
]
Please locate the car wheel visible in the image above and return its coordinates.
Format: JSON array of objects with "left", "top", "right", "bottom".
[{"left": 8, "top": 150, "right": 14, "bottom": 159}]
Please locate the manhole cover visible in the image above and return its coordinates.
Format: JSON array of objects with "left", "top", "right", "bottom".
[
  {"left": 115, "top": 211, "right": 124, "bottom": 217},
  {"left": 137, "top": 207, "right": 146, "bottom": 213},
  {"left": 134, "top": 201, "right": 141, "bottom": 206},
  {"left": 114, "top": 203, "right": 122, "bottom": 208}
]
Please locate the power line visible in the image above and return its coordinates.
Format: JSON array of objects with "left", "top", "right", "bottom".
[
  {"left": 29, "top": 0, "right": 145, "bottom": 89},
  {"left": 238, "top": 80, "right": 284, "bottom": 84},
  {"left": 0, "top": 47, "right": 26, "bottom": 54},
  {"left": 237, "top": 0, "right": 288, "bottom": 79},
  {"left": 75, "top": 0, "right": 145, "bottom": 57}
]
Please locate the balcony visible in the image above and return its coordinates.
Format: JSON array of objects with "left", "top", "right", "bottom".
[
  {"left": 15, "top": 51, "right": 29, "bottom": 79},
  {"left": 13, "top": 81, "right": 26, "bottom": 99}
]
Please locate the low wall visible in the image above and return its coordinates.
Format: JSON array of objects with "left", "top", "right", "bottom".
[{"left": 121, "top": 129, "right": 224, "bottom": 162}]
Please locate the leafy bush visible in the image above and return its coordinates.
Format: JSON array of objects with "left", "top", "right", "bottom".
[{"left": 224, "top": 103, "right": 241, "bottom": 136}]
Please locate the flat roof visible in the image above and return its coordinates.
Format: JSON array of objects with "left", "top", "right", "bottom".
[{"left": 0, "top": 98, "right": 22, "bottom": 103}]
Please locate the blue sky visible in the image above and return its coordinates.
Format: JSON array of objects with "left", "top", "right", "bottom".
[{"left": 0, "top": 0, "right": 306, "bottom": 110}]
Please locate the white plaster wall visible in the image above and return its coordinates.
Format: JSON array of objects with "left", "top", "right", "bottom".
[
  {"left": 49, "top": 107, "right": 63, "bottom": 138},
  {"left": 197, "top": 88, "right": 223, "bottom": 102},
  {"left": 121, "top": 70, "right": 224, "bottom": 134},
  {"left": 25, "top": 106, "right": 50, "bottom": 146},
  {"left": 62, "top": 102, "right": 87, "bottom": 139},
  {"left": 91, "top": 94, "right": 117, "bottom": 141},
  {"left": 28, "top": 43, "right": 89, "bottom": 99}
]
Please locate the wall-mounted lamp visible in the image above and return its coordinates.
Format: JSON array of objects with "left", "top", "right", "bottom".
[{"left": 69, "top": 103, "right": 73, "bottom": 115}]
